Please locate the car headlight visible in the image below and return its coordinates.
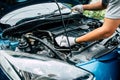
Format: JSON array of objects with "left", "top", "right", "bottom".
[{"left": 0, "top": 50, "right": 94, "bottom": 80}]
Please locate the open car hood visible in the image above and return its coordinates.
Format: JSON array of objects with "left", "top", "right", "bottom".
[
  {"left": 0, "top": 0, "right": 90, "bottom": 13},
  {"left": 0, "top": 2, "right": 71, "bottom": 26},
  {"left": 0, "top": 0, "right": 90, "bottom": 25}
]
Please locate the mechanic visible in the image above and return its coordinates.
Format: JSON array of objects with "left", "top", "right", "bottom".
[{"left": 55, "top": 0, "right": 120, "bottom": 47}]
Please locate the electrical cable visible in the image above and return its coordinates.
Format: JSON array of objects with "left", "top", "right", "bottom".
[
  {"left": 24, "top": 34, "right": 66, "bottom": 60},
  {"left": 54, "top": 0, "right": 72, "bottom": 57}
]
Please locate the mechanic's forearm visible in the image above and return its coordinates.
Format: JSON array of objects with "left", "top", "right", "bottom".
[
  {"left": 76, "top": 18, "right": 120, "bottom": 43},
  {"left": 75, "top": 27, "right": 114, "bottom": 43},
  {"left": 83, "top": 1, "right": 106, "bottom": 11}
]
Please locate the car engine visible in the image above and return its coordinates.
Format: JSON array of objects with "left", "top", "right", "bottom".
[{"left": 1, "top": 12, "right": 120, "bottom": 64}]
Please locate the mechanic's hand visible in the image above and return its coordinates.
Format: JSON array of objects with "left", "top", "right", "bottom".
[
  {"left": 72, "top": 5, "right": 84, "bottom": 13},
  {"left": 55, "top": 35, "right": 76, "bottom": 47}
]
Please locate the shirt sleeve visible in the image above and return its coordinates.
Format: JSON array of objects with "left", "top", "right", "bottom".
[{"left": 105, "top": 0, "right": 120, "bottom": 19}]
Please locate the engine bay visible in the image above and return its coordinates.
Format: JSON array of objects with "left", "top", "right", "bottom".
[{"left": 2, "top": 13, "right": 119, "bottom": 64}]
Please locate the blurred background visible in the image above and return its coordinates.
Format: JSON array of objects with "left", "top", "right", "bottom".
[{"left": 84, "top": 0, "right": 105, "bottom": 20}]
